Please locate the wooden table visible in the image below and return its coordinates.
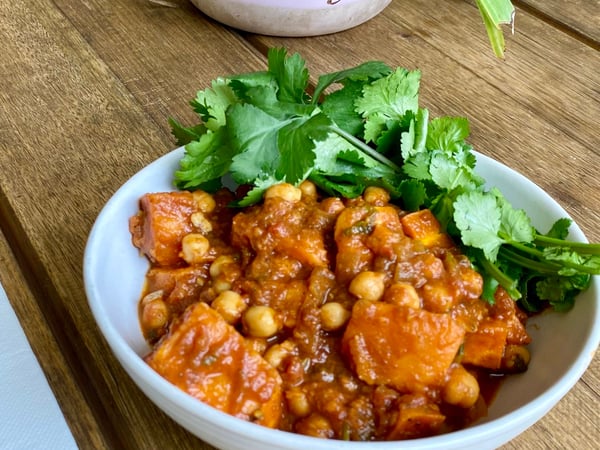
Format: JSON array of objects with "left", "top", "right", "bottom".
[{"left": 1, "top": 0, "right": 598, "bottom": 448}]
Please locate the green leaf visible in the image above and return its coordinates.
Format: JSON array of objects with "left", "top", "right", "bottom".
[
  {"left": 168, "top": 117, "right": 206, "bottom": 146},
  {"left": 277, "top": 113, "right": 332, "bottom": 183},
  {"left": 429, "top": 151, "right": 479, "bottom": 191},
  {"left": 227, "top": 103, "right": 285, "bottom": 184},
  {"left": 426, "top": 117, "right": 470, "bottom": 153},
  {"left": 174, "top": 128, "right": 234, "bottom": 189},
  {"left": 399, "top": 179, "right": 427, "bottom": 211},
  {"left": 545, "top": 218, "right": 572, "bottom": 240},
  {"left": 190, "top": 77, "right": 238, "bottom": 131},
  {"left": 234, "top": 175, "right": 281, "bottom": 207},
  {"left": 454, "top": 191, "right": 505, "bottom": 261},
  {"left": 402, "top": 152, "right": 432, "bottom": 181},
  {"left": 267, "top": 47, "right": 309, "bottom": 104},
  {"left": 312, "top": 60, "right": 392, "bottom": 103},
  {"left": 400, "top": 108, "right": 429, "bottom": 160},
  {"left": 321, "top": 81, "right": 366, "bottom": 136},
  {"left": 492, "top": 188, "right": 535, "bottom": 244},
  {"left": 356, "top": 67, "right": 421, "bottom": 143}
]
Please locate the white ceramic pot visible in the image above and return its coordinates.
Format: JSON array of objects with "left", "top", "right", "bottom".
[{"left": 190, "top": 0, "right": 392, "bottom": 36}]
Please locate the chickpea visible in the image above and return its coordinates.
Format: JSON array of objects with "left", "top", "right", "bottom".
[
  {"left": 264, "top": 340, "right": 296, "bottom": 369},
  {"left": 295, "top": 413, "right": 334, "bottom": 439},
  {"left": 320, "top": 197, "right": 345, "bottom": 215},
  {"left": 421, "top": 255, "right": 445, "bottom": 280},
  {"left": 348, "top": 271, "right": 386, "bottom": 301},
  {"left": 264, "top": 183, "right": 302, "bottom": 203},
  {"left": 286, "top": 388, "right": 311, "bottom": 418},
  {"left": 501, "top": 345, "right": 531, "bottom": 373},
  {"left": 421, "top": 281, "right": 455, "bottom": 313},
  {"left": 213, "top": 279, "right": 232, "bottom": 293},
  {"left": 209, "top": 255, "right": 235, "bottom": 278},
  {"left": 299, "top": 180, "right": 317, "bottom": 200},
  {"left": 363, "top": 186, "right": 390, "bottom": 205},
  {"left": 211, "top": 290, "right": 247, "bottom": 325},
  {"left": 190, "top": 211, "right": 213, "bottom": 234},
  {"left": 180, "top": 233, "right": 210, "bottom": 264},
  {"left": 383, "top": 283, "right": 421, "bottom": 309},
  {"left": 460, "top": 267, "right": 484, "bottom": 300},
  {"left": 320, "top": 302, "right": 351, "bottom": 331},
  {"left": 192, "top": 190, "right": 216, "bottom": 213},
  {"left": 141, "top": 294, "right": 168, "bottom": 330},
  {"left": 243, "top": 305, "right": 281, "bottom": 338},
  {"left": 141, "top": 289, "right": 163, "bottom": 305},
  {"left": 443, "top": 364, "right": 480, "bottom": 409}
]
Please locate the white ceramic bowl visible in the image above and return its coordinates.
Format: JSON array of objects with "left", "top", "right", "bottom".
[
  {"left": 189, "top": 0, "right": 392, "bottom": 36},
  {"left": 84, "top": 147, "right": 599, "bottom": 450}
]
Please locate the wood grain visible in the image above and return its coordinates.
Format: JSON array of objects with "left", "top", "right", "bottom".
[
  {"left": 517, "top": 0, "right": 600, "bottom": 44},
  {"left": 0, "top": 0, "right": 597, "bottom": 448}
]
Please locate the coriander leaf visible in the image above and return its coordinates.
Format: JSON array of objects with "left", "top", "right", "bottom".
[
  {"left": 267, "top": 47, "right": 309, "bottom": 104},
  {"left": 536, "top": 275, "right": 585, "bottom": 312},
  {"left": 429, "top": 193, "right": 456, "bottom": 232},
  {"left": 312, "top": 60, "right": 392, "bottom": 103},
  {"left": 234, "top": 175, "right": 281, "bottom": 207},
  {"left": 277, "top": 112, "right": 332, "bottom": 183},
  {"left": 426, "top": 117, "right": 470, "bottom": 153},
  {"left": 230, "top": 77, "right": 317, "bottom": 120},
  {"left": 321, "top": 81, "right": 366, "bottom": 136},
  {"left": 227, "top": 103, "right": 286, "bottom": 184},
  {"left": 313, "top": 134, "right": 399, "bottom": 182},
  {"left": 168, "top": 117, "right": 206, "bottom": 146},
  {"left": 429, "top": 151, "right": 478, "bottom": 191},
  {"left": 454, "top": 191, "right": 505, "bottom": 261},
  {"left": 174, "top": 128, "right": 233, "bottom": 190},
  {"left": 356, "top": 67, "right": 421, "bottom": 143},
  {"left": 399, "top": 179, "right": 427, "bottom": 211},
  {"left": 190, "top": 77, "right": 238, "bottom": 131},
  {"left": 403, "top": 152, "right": 432, "bottom": 181},
  {"left": 542, "top": 247, "right": 600, "bottom": 276},
  {"left": 492, "top": 188, "right": 535, "bottom": 243},
  {"left": 309, "top": 172, "right": 366, "bottom": 198},
  {"left": 374, "top": 121, "right": 404, "bottom": 160},
  {"left": 400, "top": 108, "right": 429, "bottom": 160},
  {"left": 544, "top": 218, "right": 572, "bottom": 240},
  {"left": 312, "top": 133, "right": 355, "bottom": 174}
]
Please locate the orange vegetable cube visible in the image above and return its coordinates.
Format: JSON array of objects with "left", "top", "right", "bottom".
[
  {"left": 342, "top": 300, "right": 465, "bottom": 393},
  {"left": 400, "top": 209, "right": 454, "bottom": 248},
  {"left": 461, "top": 318, "right": 509, "bottom": 370},
  {"left": 387, "top": 396, "right": 446, "bottom": 440},
  {"left": 129, "top": 192, "right": 196, "bottom": 266},
  {"left": 145, "top": 302, "right": 283, "bottom": 428}
]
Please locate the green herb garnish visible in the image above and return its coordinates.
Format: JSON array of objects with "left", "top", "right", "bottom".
[
  {"left": 476, "top": 0, "right": 515, "bottom": 58},
  {"left": 169, "top": 48, "right": 599, "bottom": 311}
]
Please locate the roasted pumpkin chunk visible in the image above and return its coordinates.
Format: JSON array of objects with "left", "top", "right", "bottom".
[
  {"left": 145, "top": 302, "right": 283, "bottom": 428},
  {"left": 129, "top": 192, "right": 196, "bottom": 266},
  {"left": 342, "top": 300, "right": 465, "bottom": 392}
]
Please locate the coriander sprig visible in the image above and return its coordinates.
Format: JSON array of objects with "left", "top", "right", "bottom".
[{"left": 169, "top": 48, "right": 599, "bottom": 311}]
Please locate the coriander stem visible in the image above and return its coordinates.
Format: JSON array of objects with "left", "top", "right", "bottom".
[
  {"left": 507, "top": 241, "right": 600, "bottom": 275},
  {"left": 330, "top": 125, "right": 401, "bottom": 171},
  {"left": 478, "top": 255, "right": 521, "bottom": 300},
  {"left": 499, "top": 247, "right": 560, "bottom": 273},
  {"left": 534, "top": 234, "right": 600, "bottom": 255}
]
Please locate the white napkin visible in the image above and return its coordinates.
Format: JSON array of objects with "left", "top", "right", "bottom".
[{"left": 0, "top": 283, "right": 78, "bottom": 450}]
